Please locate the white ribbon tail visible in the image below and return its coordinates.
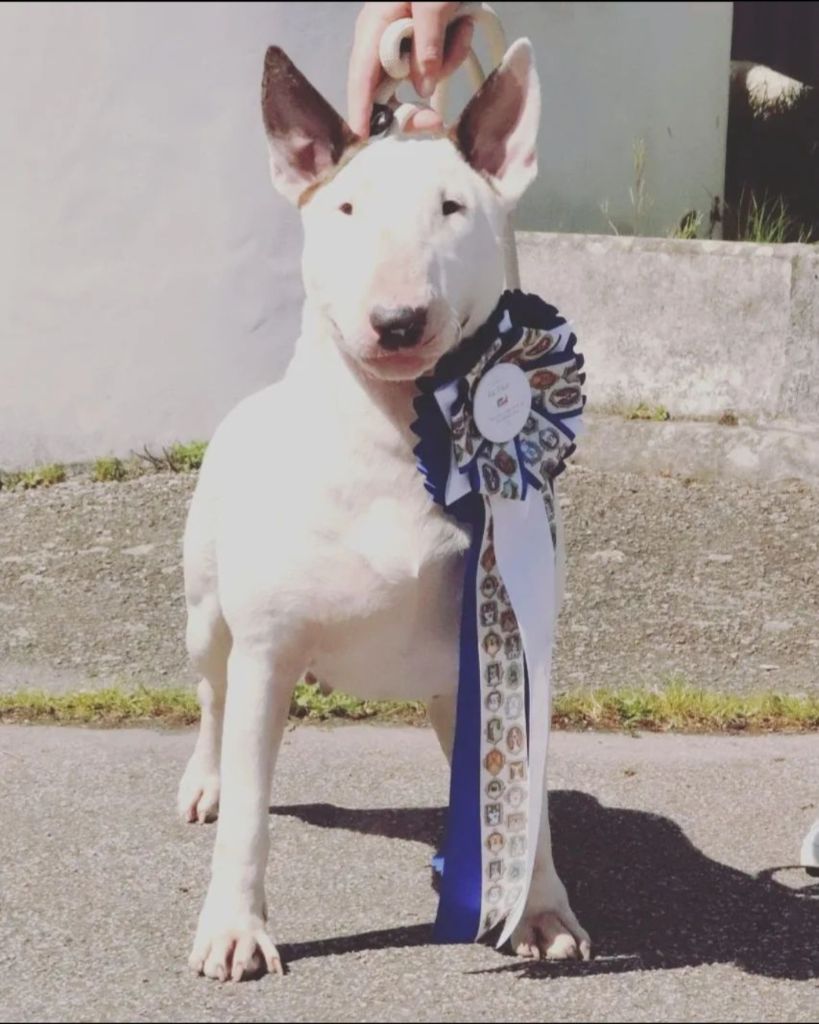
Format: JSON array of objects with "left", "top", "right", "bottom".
[{"left": 490, "top": 490, "right": 556, "bottom": 948}]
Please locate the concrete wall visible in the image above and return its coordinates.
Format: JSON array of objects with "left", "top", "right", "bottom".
[
  {"left": 518, "top": 233, "right": 819, "bottom": 423},
  {"left": 0, "top": 2, "right": 733, "bottom": 467},
  {"left": 519, "top": 233, "right": 819, "bottom": 485}
]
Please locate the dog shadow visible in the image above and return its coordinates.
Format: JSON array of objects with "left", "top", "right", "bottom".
[{"left": 270, "top": 791, "right": 818, "bottom": 980}]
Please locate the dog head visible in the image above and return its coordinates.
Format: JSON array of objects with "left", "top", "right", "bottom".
[{"left": 262, "top": 41, "right": 540, "bottom": 381}]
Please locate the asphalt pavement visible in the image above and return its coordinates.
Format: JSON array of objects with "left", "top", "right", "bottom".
[{"left": 1, "top": 723, "right": 817, "bottom": 1022}]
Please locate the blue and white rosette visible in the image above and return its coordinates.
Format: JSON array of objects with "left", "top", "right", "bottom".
[{"left": 411, "top": 290, "right": 585, "bottom": 947}]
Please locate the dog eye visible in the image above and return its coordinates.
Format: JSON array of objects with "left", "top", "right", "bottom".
[
  {"left": 442, "top": 200, "right": 464, "bottom": 216},
  {"left": 339, "top": 202, "right": 353, "bottom": 215}
]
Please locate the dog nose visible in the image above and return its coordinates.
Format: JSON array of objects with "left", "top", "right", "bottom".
[{"left": 370, "top": 306, "right": 428, "bottom": 350}]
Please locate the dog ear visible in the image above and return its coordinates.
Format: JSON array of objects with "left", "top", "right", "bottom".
[
  {"left": 261, "top": 47, "right": 357, "bottom": 205},
  {"left": 453, "top": 38, "right": 540, "bottom": 207}
]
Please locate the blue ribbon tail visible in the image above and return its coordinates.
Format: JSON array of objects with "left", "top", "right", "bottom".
[{"left": 433, "top": 497, "right": 486, "bottom": 944}]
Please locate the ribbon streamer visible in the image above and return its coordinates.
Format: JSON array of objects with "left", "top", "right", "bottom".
[{"left": 412, "top": 289, "right": 585, "bottom": 945}]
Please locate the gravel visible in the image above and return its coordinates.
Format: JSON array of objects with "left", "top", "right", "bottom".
[{"left": 1, "top": 465, "right": 818, "bottom": 695}]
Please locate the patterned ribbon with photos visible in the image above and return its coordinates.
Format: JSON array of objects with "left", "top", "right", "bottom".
[{"left": 411, "top": 290, "right": 585, "bottom": 947}]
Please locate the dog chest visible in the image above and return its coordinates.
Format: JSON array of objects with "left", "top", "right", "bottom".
[{"left": 309, "top": 519, "right": 468, "bottom": 701}]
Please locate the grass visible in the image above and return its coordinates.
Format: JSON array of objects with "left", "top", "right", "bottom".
[
  {"left": 598, "top": 78, "right": 818, "bottom": 244},
  {"left": 628, "top": 138, "right": 652, "bottom": 237},
  {"left": 1, "top": 442, "right": 209, "bottom": 493},
  {"left": 290, "top": 684, "right": 424, "bottom": 725},
  {"left": 0, "top": 463, "right": 66, "bottom": 490},
  {"left": 92, "top": 457, "right": 127, "bottom": 483},
  {"left": 668, "top": 209, "right": 704, "bottom": 240},
  {"left": 725, "top": 78, "right": 818, "bottom": 243},
  {"left": 1, "top": 681, "right": 817, "bottom": 733},
  {"left": 134, "top": 440, "right": 208, "bottom": 473},
  {"left": 0, "top": 687, "right": 204, "bottom": 727},
  {"left": 0, "top": 683, "right": 423, "bottom": 728},
  {"left": 624, "top": 403, "right": 670, "bottom": 422},
  {"left": 553, "top": 682, "right": 819, "bottom": 734},
  {"left": 600, "top": 138, "right": 654, "bottom": 237},
  {"left": 733, "top": 190, "right": 814, "bottom": 245},
  {"left": 167, "top": 441, "right": 208, "bottom": 472}
]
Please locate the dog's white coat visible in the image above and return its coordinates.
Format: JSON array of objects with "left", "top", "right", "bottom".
[{"left": 179, "top": 39, "right": 590, "bottom": 981}]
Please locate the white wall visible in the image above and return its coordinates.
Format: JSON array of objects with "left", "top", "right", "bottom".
[{"left": 0, "top": 2, "right": 732, "bottom": 467}]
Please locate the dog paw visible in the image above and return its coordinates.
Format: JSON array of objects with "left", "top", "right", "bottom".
[
  {"left": 189, "top": 912, "right": 283, "bottom": 982},
  {"left": 177, "top": 759, "right": 220, "bottom": 824},
  {"left": 511, "top": 908, "right": 592, "bottom": 961}
]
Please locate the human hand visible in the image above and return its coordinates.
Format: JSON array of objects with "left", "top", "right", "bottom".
[{"left": 347, "top": 2, "right": 475, "bottom": 136}]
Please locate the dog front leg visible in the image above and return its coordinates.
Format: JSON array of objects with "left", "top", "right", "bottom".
[
  {"left": 511, "top": 782, "right": 592, "bottom": 961},
  {"left": 177, "top": 674, "right": 226, "bottom": 823},
  {"left": 189, "top": 644, "right": 296, "bottom": 981}
]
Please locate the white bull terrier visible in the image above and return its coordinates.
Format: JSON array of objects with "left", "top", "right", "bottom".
[{"left": 178, "top": 39, "right": 591, "bottom": 981}]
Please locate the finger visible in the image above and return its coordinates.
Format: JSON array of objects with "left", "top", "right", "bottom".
[
  {"left": 347, "top": 2, "right": 409, "bottom": 137},
  {"left": 410, "top": 1, "right": 460, "bottom": 97},
  {"left": 439, "top": 14, "right": 474, "bottom": 79},
  {"left": 403, "top": 107, "right": 444, "bottom": 133}
]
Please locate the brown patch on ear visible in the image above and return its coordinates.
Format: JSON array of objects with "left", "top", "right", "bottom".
[
  {"left": 262, "top": 46, "right": 357, "bottom": 181},
  {"left": 295, "top": 137, "right": 371, "bottom": 207},
  {"left": 454, "top": 62, "right": 525, "bottom": 177}
]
